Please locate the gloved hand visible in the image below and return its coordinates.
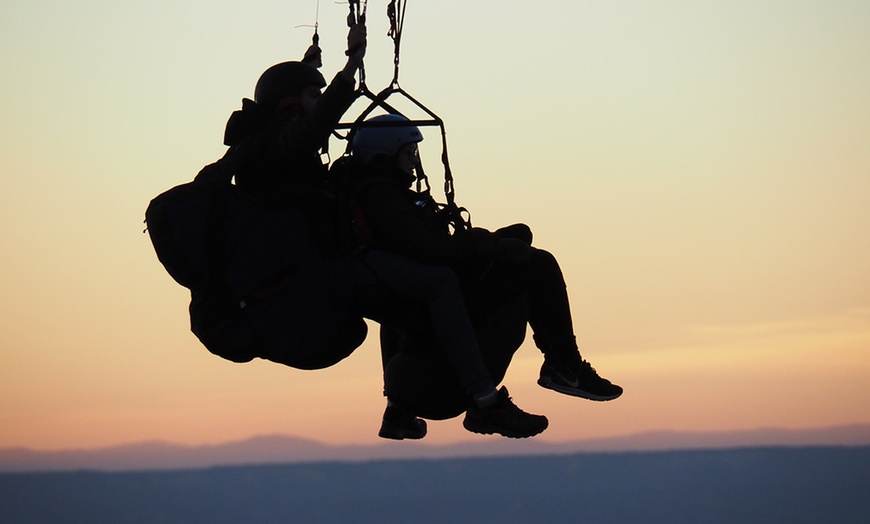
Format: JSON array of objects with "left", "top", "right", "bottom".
[{"left": 495, "top": 237, "right": 532, "bottom": 265}]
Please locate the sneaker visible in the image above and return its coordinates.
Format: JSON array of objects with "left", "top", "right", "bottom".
[
  {"left": 538, "top": 360, "right": 623, "bottom": 401},
  {"left": 378, "top": 405, "right": 427, "bottom": 440},
  {"left": 463, "top": 387, "right": 548, "bottom": 439}
]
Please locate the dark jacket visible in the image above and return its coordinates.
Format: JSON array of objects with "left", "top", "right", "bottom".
[
  {"left": 196, "top": 72, "right": 367, "bottom": 369},
  {"left": 223, "top": 73, "right": 358, "bottom": 255},
  {"left": 345, "top": 160, "right": 501, "bottom": 266}
]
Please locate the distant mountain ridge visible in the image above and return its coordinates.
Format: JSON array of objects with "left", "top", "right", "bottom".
[
  {"left": 5, "top": 448, "right": 870, "bottom": 523},
  {"left": 3, "top": 424, "right": 869, "bottom": 472}
]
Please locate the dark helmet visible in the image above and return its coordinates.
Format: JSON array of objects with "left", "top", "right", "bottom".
[
  {"left": 351, "top": 114, "right": 423, "bottom": 163},
  {"left": 254, "top": 61, "right": 326, "bottom": 111}
]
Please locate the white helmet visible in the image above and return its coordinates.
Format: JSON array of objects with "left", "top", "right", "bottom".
[{"left": 351, "top": 114, "right": 423, "bottom": 163}]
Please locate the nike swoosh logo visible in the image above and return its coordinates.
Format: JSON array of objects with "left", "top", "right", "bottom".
[{"left": 555, "top": 371, "right": 580, "bottom": 388}]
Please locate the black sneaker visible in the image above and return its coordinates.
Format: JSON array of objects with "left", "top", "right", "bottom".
[
  {"left": 538, "top": 360, "right": 623, "bottom": 401},
  {"left": 463, "top": 387, "right": 548, "bottom": 439},
  {"left": 378, "top": 405, "right": 427, "bottom": 440}
]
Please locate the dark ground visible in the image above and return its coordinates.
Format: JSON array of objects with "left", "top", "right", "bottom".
[{"left": 2, "top": 447, "right": 868, "bottom": 523}]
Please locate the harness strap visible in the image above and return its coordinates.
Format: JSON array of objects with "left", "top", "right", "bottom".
[
  {"left": 335, "top": 0, "right": 467, "bottom": 229},
  {"left": 386, "top": 0, "right": 406, "bottom": 86},
  {"left": 239, "top": 270, "right": 294, "bottom": 309},
  {"left": 346, "top": 0, "right": 368, "bottom": 87}
]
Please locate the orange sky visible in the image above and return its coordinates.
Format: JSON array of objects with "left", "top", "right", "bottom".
[{"left": 1, "top": 0, "right": 868, "bottom": 450}]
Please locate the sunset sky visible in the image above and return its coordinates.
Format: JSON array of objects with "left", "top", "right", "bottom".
[{"left": 1, "top": 0, "right": 868, "bottom": 451}]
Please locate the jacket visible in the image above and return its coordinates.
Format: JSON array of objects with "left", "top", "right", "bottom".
[
  {"left": 346, "top": 160, "right": 501, "bottom": 266},
  {"left": 222, "top": 73, "right": 358, "bottom": 256}
]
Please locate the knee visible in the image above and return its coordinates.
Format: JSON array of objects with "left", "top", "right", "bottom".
[
  {"left": 496, "top": 223, "right": 533, "bottom": 245},
  {"left": 430, "top": 265, "right": 460, "bottom": 289},
  {"left": 413, "top": 265, "right": 461, "bottom": 298},
  {"left": 531, "top": 247, "right": 557, "bottom": 266}
]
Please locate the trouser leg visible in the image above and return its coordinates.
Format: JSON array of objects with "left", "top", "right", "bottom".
[
  {"left": 353, "top": 250, "right": 494, "bottom": 395},
  {"left": 525, "top": 248, "right": 583, "bottom": 369}
]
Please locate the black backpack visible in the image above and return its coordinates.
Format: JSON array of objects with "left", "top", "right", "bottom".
[
  {"left": 145, "top": 150, "right": 367, "bottom": 368},
  {"left": 146, "top": 154, "right": 234, "bottom": 295}
]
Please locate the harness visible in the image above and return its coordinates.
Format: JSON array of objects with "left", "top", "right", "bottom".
[{"left": 331, "top": 0, "right": 471, "bottom": 233}]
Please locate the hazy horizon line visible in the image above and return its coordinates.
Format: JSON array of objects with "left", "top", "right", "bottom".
[
  {"left": 3, "top": 423, "right": 869, "bottom": 473},
  {"left": 5, "top": 422, "right": 870, "bottom": 453}
]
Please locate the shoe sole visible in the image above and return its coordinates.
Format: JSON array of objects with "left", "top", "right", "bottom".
[
  {"left": 378, "top": 420, "right": 428, "bottom": 440},
  {"left": 537, "top": 376, "right": 623, "bottom": 401},
  {"left": 462, "top": 418, "right": 548, "bottom": 439},
  {"left": 378, "top": 430, "right": 426, "bottom": 440}
]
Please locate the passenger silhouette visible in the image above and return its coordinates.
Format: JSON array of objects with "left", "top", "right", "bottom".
[{"left": 335, "top": 114, "right": 623, "bottom": 436}]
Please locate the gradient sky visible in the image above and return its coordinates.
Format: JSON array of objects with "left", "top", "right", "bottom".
[{"left": 1, "top": 0, "right": 868, "bottom": 451}]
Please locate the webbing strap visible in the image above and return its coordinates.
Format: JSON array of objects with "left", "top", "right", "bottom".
[
  {"left": 346, "top": 0, "right": 368, "bottom": 87},
  {"left": 334, "top": 0, "right": 463, "bottom": 227},
  {"left": 239, "top": 272, "right": 292, "bottom": 309},
  {"left": 386, "top": 0, "right": 406, "bottom": 87}
]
